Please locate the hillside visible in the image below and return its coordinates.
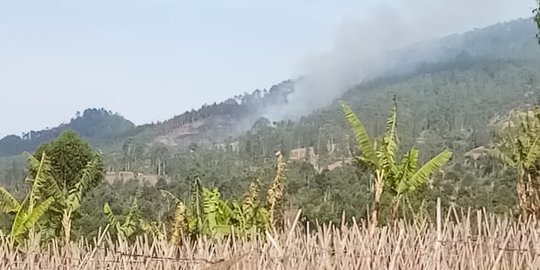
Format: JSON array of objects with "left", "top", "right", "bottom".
[
  {"left": 0, "top": 108, "right": 135, "bottom": 156},
  {"left": 131, "top": 80, "right": 294, "bottom": 149},
  {"left": 121, "top": 18, "right": 540, "bottom": 157}
]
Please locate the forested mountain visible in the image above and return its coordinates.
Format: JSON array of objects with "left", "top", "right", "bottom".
[
  {"left": 129, "top": 80, "right": 295, "bottom": 150},
  {"left": 0, "top": 108, "right": 134, "bottom": 156},
  {"left": 124, "top": 18, "right": 540, "bottom": 156},
  {"left": 130, "top": 18, "right": 540, "bottom": 157}
]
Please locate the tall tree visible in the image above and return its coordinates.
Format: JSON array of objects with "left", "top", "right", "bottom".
[{"left": 33, "top": 131, "right": 103, "bottom": 191}]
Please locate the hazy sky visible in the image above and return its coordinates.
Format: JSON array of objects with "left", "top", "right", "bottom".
[{"left": 0, "top": 0, "right": 535, "bottom": 137}]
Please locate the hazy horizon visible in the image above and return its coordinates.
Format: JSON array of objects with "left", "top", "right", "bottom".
[{"left": 0, "top": 0, "right": 535, "bottom": 137}]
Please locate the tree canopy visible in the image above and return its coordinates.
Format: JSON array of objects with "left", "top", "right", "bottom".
[{"left": 33, "top": 131, "right": 103, "bottom": 191}]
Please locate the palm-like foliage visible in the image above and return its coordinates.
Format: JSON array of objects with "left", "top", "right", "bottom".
[
  {"left": 237, "top": 181, "right": 269, "bottom": 233},
  {"left": 158, "top": 153, "right": 286, "bottom": 241},
  {"left": 199, "top": 187, "right": 233, "bottom": 236},
  {"left": 11, "top": 198, "right": 54, "bottom": 239},
  {"left": 0, "top": 187, "right": 20, "bottom": 214},
  {"left": 389, "top": 149, "right": 452, "bottom": 218},
  {"left": 161, "top": 179, "right": 271, "bottom": 243},
  {"left": 341, "top": 103, "right": 380, "bottom": 169},
  {"left": 162, "top": 176, "right": 235, "bottom": 239},
  {"left": 104, "top": 202, "right": 137, "bottom": 239},
  {"left": 342, "top": 101, "right": 402, "bottom": 225},
  {"left": 0, "top": 153, "right": 56, "bottom": 243},
  {"left": 341, "top": 100, "right": 452, "bottom": 225},
  {"left": 394, "top": 149, "right": 453, "bottom": 194},
  {"left": 103, "top": 195, "right": 153, "bottom": 240},
  {"left": 493, "top": 107, "right": 540, "bottom": 216},
  {"left": 267, "top": 151, "right": 287, "bottom": 230},
  {"left": 161, "top": 190, "right": 186, "bottom": 245},
  {"left": 31, "top": 153, "right": 103, "bottom": 245}
]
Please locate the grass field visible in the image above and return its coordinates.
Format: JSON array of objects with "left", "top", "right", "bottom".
[{"left": 1, "top": 204, "right": 539, "bottom": 270}]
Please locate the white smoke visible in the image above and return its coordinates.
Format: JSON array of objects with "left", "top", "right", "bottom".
[{"left": 269, "top": 0, "right": 535, "bottom": 119}]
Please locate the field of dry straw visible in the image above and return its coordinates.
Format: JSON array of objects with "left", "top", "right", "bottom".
[{"left": 1, "top": 204, "right": 540, "bottom": 270}]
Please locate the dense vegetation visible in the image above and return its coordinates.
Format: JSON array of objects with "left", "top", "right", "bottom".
[{"left": 1, "top": 103, "right": 539, "bottom": 244}]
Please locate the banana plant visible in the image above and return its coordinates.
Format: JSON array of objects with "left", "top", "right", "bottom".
[
  {"left": 492, "top": 107, "right": 540, "bottom": 217},
  {"left": 29, "top": 153, "right": 103, "bottom": 245},
  {"left": 103, "top": 198, "right": 141, "bottom": 240},
  {"left": 161, "top": 178, "right": 270, "bottom": 242},
  {"left": 389, "top": 148, "right": 452, "bottom": 219},
  {"left": 232, "top": 181, "right": 270, "bottom": 235},
  {"left": 267, "top": 151, "right": 286, "bottom": 230},
  {"left": 341, "top": 102, "right": 386, "bottom": 226},
  {"left": 184, "top": 176, "right": 233, "bottom": 238},
  {"left": 341, "top": 100, "right": 451, "bottom": 225},
  {"left": 161, "top": 190, "right": 187, "bottom": 245},
  {"left": 103, "top": 187, "right": 158, "bottom": 240},
  {"left": 184, "top": 186, "right": 233, "bottom": 238},
  {"left": 0, "top": 153, "right": 55, "bottom": 243},
  {"left": 203, "top": 187, "right": 234, "bottom": 236},
  {"left": 0, "top": 187, "right": 20, "bottom": 214}
]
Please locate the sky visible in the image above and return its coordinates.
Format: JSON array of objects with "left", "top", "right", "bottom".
[{"left": 0, "top": 0, "right": 536, "bottom": 137}]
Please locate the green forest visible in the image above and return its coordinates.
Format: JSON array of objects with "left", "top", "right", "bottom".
[{"left": 1, "top": 17, "right": 540, "bottom": 245}]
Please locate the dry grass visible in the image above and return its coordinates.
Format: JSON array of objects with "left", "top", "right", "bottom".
[{"left": 2, "top": 206, "right": 540, "bottom": 269}]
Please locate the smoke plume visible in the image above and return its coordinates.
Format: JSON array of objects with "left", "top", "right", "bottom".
[{"left": 268, "top": 0, "right": 535, "bottom": 119}]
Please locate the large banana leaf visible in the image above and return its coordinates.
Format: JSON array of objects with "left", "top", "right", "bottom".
[
  {"left": 395, "top": 149, "right": 419, "bottom": 194},
  {"left": 524, "top": 136, "right": 540, "bottom": 168},
  {"left": 27, "top": 153, "right": 64, "bottom": 215},
  {"left": 161, "top": 190, "right": 182, "bottom": 205},
  {"left": 122, "top": 198, "right": 141, "bottom": 238},
  {"left": 189, "top": 175, "right": 203, "bottom": 230},
  {"left": 382, "top": 102, "right": 399, "bottom": 175},
  {"left": 66, "top": 156, "right": 102, "bottom": 211},
  {"left": 0, "top": 187, "right": 20, "bottom": 214},
  {"left": 27, "top": 153, "right": 55, "bottom": 207},
  {"left": 11, "top": 197, "right": 54, "bottom": 238},
  {"left": 341, "top": 102, "right": 379, "bottom": 167},
  {"left": 103, "top": 203, "right": 119, "bottom": 226},
  {"left": 490, "top": 147, "right": 517, "bottom": 168},
  {"left": 104, "top": 202, "right": 137, "bottom": 238},
  {"left": 161, "top": 189, "right": 189, "bottom": 240},
  {"left": 202, "top": 188, "right": 219, "bottom": 233},
  {"left": 409, "top": 150, "right": 453, "bottom": 191}
]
